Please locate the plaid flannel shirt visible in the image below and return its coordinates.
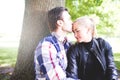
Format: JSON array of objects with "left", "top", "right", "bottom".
[{"left": 34, "top": 32, "right": 71, "bottom": 80}]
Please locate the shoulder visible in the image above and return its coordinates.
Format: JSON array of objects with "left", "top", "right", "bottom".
[
  {"left": 96, "top": 37, "right": 109, "bottom": 44},
  {"left": 67, "top": 42, "right": 82, "bottom": 59},
  {"left": 96, "top": 37, "right": 104, "bottom": 42},
  {"left": 39, "top": 34, "right": 57, "bottom": 44},
  {"left": 95, "top": 37, "right": 111, "bottom": 49},
  {"left": 67, "top": 42, "right": 80, "bottom": 54},
  {"left": 69, "top": 42, "right": 79, "bottom": 49},
  {"left": 36, "top": 35, "right": 55, "bottom": 48}
]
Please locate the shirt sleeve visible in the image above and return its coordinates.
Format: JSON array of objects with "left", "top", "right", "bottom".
[{"left": 34, "top": 41, "right": 67, "bottom": 80}]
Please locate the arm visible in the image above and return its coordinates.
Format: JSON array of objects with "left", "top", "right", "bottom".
[
  {"left": 66, "top": 45, "right": 80, "bottom": 79},
  {"left": 104, "top": 41, "right": 118, "bottom": 80},
  {"left": 34, "top": 41, "right": 68, "bottom": 80}
]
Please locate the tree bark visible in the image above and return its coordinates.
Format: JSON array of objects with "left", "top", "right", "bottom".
[{"left": 10, "top": 0, "right": 65, "bottom": 80}]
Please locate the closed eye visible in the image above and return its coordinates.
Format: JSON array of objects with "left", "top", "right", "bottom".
[
  {"left": 74, "top": 29, "right": 80, "bottom": 33},
  {"left": 76, "top": 30, "right": 80, "bottom": 32}
]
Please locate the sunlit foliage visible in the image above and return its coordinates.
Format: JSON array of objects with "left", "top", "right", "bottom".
[{"left": 66, "top": 0, "right": 120, "bottom": 37}]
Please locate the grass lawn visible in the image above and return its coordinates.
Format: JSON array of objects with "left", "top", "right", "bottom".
[
  {"left": 114, "top": 53, "right": 120, "bottom": 70},
  {"left": 0, "top": 47, "right": 120, "bottom": 70},
  {"left": 0, "top": 47, "right": 120, "bottom": 69},
  {"left": 0, "top": 47, "right": 18, "bottom": 67},
  {"left": 0, "top": 47, "right": 18, "bottom": 80},
  {"left": 0, "top": 47, "right": 120, "bottom": 80}
]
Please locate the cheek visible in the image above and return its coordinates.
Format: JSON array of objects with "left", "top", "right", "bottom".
[
  {"left": 66, "top": 22, "right": 72, "bottom": 28},
  {"left": 81, "top": 29, "right": 87, "bottom": 34},
  {"left": 66, "top": 22, "right": 71, "bottom": 26},
  {"left": 75, "top": 32, "right": 81, "bottom": 38}
]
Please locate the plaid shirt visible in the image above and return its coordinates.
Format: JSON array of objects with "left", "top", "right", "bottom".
[{"left": 34, "top": 32, "right": 72, "bottom": 80}]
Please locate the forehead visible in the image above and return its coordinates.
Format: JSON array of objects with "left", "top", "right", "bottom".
[
  {"left": 61, "top": 11, "right": 70, "bottom": 18},
  {"left": 72, "top": 22, "right": 84, "bottom": 29},
  {"left": 72, "top": 23, "right": 90, "bottom": 33}
]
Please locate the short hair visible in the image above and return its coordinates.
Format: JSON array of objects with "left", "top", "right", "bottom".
[
  {"left": 73, "top": 16, "right": 97, "bottom": 37},
  {"left": 48, "top": 7, "right": 68, "bottom": 32}
]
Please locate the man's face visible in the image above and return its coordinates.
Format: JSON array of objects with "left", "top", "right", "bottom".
[{"left": 61, "top": 11, "right": 72, "bottom": 33}]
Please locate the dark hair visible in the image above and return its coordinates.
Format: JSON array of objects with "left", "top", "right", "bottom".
[{"left": 48, "top": 7, "right": 68, "bottom": 31}]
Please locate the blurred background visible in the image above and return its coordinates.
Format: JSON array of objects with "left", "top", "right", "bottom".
[
  {"left": 0, "top": 0, "right": 24, "bottom": 48},
  {"left": 0, "top": 0, "right": 120, "bottom": 79}
]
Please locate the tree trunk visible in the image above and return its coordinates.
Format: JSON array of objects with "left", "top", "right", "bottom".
[{"left": 10, "top": 0, "right": 65, "bottom": 80}]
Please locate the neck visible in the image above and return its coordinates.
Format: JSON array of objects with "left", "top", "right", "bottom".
[{"left": 55, "top": 29, "right": 66, "bottom": 37}]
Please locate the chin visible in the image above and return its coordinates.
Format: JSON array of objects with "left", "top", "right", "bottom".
[{"left": 77, "top": 40, "right": 82, "bottom": 43}]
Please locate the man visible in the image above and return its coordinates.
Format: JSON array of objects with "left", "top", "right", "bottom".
[{"left": 34, "top": 7, "right": 73, "bottom": 80}]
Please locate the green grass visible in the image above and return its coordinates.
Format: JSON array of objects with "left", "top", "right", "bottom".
[
  {"left": 0, "top": 47, "right": 18, "bottom": 80},
  {"left": 0, "top": 47, "right": 119, "bottom": 70},
  {"left": 114, "top": 53, "right": 120, "bottom": 70},
  {"left": 0, "top": 74, "right": 11, "bottom": 80},
  {"left": 0, "top": 47, "right": 119, "bottom": 69},
  {"left": 0, "top": 47, "right": 18, "bottom": 67},
  {"left": 0, "top": 47, "right": 119, "bottom": 80}
]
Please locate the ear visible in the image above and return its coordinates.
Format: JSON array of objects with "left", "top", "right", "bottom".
[{"left": 56, "top": 20, "right": 63, "bottom": 26}]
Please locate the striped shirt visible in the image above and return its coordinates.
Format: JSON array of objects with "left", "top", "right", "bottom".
[{"left": 34, "top": 32, "right": 71, "bottom": 80}]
